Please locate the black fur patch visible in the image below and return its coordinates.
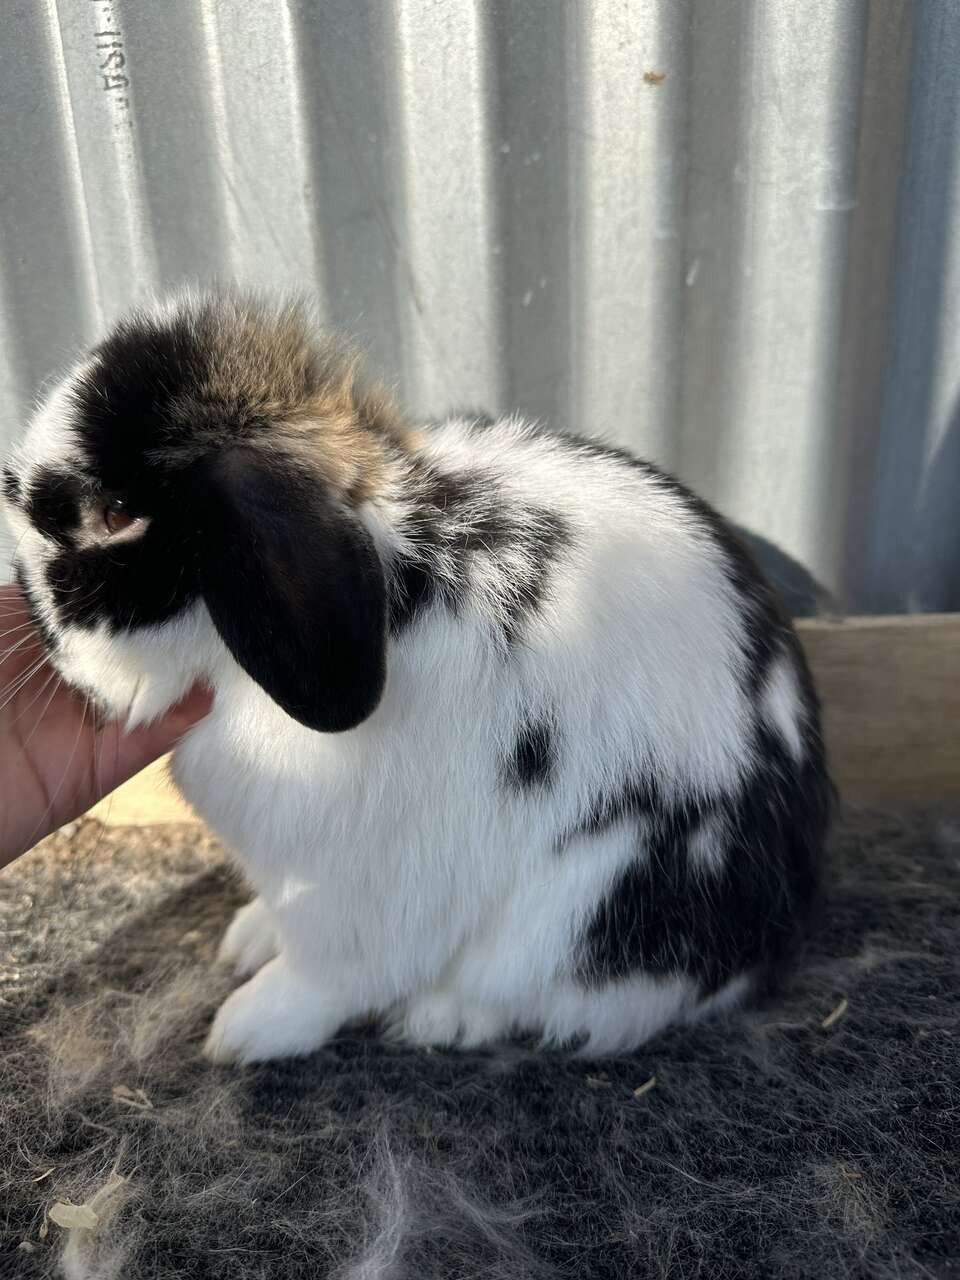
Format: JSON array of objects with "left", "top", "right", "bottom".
[
  {"left": 22, "top": 314, "right": 220, "bottom": 635},
  {"left": 25, "top": 468, "right": 82, "bottom": 547},
  {"left": 73, "top": 313, "right": 219, "bottom": 497},
  {"left": 36, "top": 309, "right": 270, "bottom": 636},
  {"left": 505, "top": 718, "right": 556, "bottom": 790},
  {"left": 389, "top": 557, "right": 443, "bottom": 636},
  {"left": 2, "top": 467, "right": 21, "bottom": 507},
  {"left": 47, "top": 536, "right": 199, "bottom": 633},
  {"left": 13, "top": 563, "right": 59, "bottom": 654},
  {"left": 195, "top": 449, "right": 387, "bottom": 733},
  {"left": 527, "top": 428, "right": 833, "bottom": 996},
  {"left": 388, "top": 458, "right": 572, "bottom": 645},
  {"left": 572, "top": 723, "right": 831, "bottom": 995},
  {"left": 500, "top": 509, "right": 570, "bottom": 645},
  {"left": 26, "top": 301, "right": 397, "bottom": 669},
  {"left": 561, "top": 774, "right": 667, "bottom": 842}
]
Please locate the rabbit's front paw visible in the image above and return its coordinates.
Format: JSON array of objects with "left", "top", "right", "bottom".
[
  {"left": 392, "top": 990, "right": 509, "bottom": 1049},
  {"left": 217, "top": 897, "right": 279, "bottom": 977},
  {"left": 203, "top": 957, "right": 345, "bottom": 1064}
]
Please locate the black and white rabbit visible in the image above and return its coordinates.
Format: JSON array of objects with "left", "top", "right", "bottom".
[{"left": 2, "top": 290, "right": 832, "bottom": 1063}]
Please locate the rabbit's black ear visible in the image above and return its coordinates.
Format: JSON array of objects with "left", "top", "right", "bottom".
[{"left": 193, "top": 447, "right": 386, "bottom": 732}]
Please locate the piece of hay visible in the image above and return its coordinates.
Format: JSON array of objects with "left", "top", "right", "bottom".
[
  {"left": 821, "top": 997, "right": 850, "bottom": 1028},
  {"left": 633, "top": 1075, "right": 657, "bottom": 1098}
]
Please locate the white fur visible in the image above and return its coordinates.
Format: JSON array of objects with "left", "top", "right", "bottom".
[
  {"left": 4, "top": 371, "right": 85, "bottom": 604},
  {"left": 10, "top": 368, "right": 86, "bottom": 480},
  {"left": 217, "top": 896, "right": 280, "bottom": 976},
  {"left": 6, "top": 377, "right": 811, "bottom": 1064},
  {"left": 761, "top": 656, "right": 805, "bottom": 764}
]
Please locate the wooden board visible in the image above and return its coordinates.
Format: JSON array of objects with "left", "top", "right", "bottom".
[
  {"left": 799, "top": 613, "right": 960, "bottom": 809},
  {"left": 91, "top": 614, "right": 960, "bottom": 825}
]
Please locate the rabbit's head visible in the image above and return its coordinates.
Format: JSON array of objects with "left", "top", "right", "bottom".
[{"left": 2, "top": 290, "right": 404, "bottom": 731}]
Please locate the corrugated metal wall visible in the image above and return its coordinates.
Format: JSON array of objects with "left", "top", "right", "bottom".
[{"left": 1, "top": 1, "right": 958, "bottom": 613}]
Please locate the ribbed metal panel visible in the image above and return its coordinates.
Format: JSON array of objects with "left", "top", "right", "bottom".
[{"left": 1, "top": 1, "right": 956, "bottom": 612}]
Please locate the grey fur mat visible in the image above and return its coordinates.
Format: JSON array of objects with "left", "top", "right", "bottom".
[{"left": 1, "top": 811, "right": 959, "bottom": 1280}]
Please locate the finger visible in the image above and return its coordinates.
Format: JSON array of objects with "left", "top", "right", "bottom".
[{"left": 93, "top": 684, "right": 214, "bottom": 799}]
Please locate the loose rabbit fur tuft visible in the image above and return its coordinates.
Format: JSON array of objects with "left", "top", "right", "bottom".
[{"left": 3, "top": 288, "right": 832, "bottom": 1062}]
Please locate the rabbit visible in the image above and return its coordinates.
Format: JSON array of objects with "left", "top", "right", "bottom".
[{"left": 2, "top": 289, "right": 832, "bottom": 1064}]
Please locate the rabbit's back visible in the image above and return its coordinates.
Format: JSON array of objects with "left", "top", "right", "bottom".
[{"left": 177, "top": 412, "right": 830, "bottom": 1056}]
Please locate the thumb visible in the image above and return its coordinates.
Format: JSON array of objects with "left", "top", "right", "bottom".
[{"left": 95, "top": 684, "right": 214, "bottom": 799}]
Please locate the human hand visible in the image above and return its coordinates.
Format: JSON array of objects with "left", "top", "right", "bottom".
[{"left": 0, "top": 584, "right": 212, "bottom": 867}]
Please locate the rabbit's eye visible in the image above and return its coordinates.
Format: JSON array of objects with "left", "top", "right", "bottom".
[
  {"left": 84, "top": 493, "right": 148, "bottom": 544},
  {"left": 102, "top": 497, "right": 135, "bottom": 535}
]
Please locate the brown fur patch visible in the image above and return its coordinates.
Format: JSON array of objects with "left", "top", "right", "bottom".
[{"left": 196, "top": 293, "right": 411, "bottom": 505}]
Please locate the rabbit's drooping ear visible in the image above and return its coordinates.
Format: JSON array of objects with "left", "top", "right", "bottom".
[{"left": 193, "top": 447, "right": 386, "bottom": 732}]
